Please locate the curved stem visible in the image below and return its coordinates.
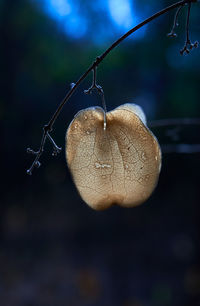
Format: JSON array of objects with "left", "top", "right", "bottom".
[
  {"left": 167, "top": 5, "right": 184, "bottom": 37},
  {"left": 47, "top": 0, "right": 195, "bottom": 131},
  {"left": 186, "top": 2, "right": 192, "bottom": 41},
  {"left": 149, "top": 118, "right": 200, "bottom": 128},
  {"left": 161, "top": 144, "right": 200, "bottom": 154},
  {"left": 27, "top": 0, "right": 198, "bottom": 174},
  {"left": 180, "top": 1, "right": 199, "bottom": 54}
]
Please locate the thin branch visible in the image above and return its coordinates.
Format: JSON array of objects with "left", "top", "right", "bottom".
[
  {"left": 161, "top": 144, "right": 200, "bottom": 153},
  {"left": 149, "top": 118, "right": 200, "bottom": 128},
  {"left": 167, "top": 4, "right": 184, "bottom": 37},
  {"left": 84, "top": 67, "right": 103, "bottom": 95},
  {"left": 150, "top": 118, "right": 200, "bottom": 153},
  {"left": 84, "top": 67, "right": 107, "bottom": 130},
  {"left": 101, "top": 93, "right": 107, "bottom": 131},
  {"left": 180, "top": 2, "right": 199, "bottom": 54},
  {"left": 27, "top": 126, "right": 61, "bottom": 175},
  {"left": 27, "top": 0, "right": 199, "bottom": 174}
]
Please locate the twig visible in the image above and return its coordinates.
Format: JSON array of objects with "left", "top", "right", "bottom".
[
  {"left": 180, "top": 2, "right": 199, "bottom": 54},
  {"left": 167, "top": 4, "right": 184, "bottom": 37},
  {"left": 161, "top": 144, "right": 200, "bottom": 153},
  {"left": 84, "top": 67, "right": 103, "bottom": 95},
  {"left": 149, "top": 118, "right": 200, "bottom": 128},
  {"left": 27, "top": 126, "right": 61, "bottom": 175},
  {"left": 150, "top": 118, "right": 200, "bottom": 153},
  {"left": 27, "top": 0, "right": 199, "bottom": 174},
  {"left": 149, "top": 118, "right": 200, "bottom": 143},
  {"left": 84, "top": 67, "right": 107, "bottom": 130}
]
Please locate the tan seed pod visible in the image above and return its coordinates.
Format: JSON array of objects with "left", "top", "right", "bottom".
[{"left": 66, "top": 103, "right": 161, "bottom": 210}]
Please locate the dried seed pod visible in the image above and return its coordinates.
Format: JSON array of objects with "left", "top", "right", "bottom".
[{"left": 66, "top": 103, "right": 161, "bottom": 210}]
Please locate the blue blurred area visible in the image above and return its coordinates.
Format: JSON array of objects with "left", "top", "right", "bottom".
[
  {"left": 41, "top": 0, "right": 87, "bottom": 39},
  {"left": 38, "top": 0, "right": 145, "bottom": 43}
]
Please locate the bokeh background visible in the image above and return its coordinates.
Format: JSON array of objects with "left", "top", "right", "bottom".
[{"left": 1, "top": 0, "right": 200, "bottom": 305}]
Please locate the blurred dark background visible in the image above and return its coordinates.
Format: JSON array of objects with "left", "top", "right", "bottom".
[{"left": 1, "top": 0, "right": 200, "bottom": 305}]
